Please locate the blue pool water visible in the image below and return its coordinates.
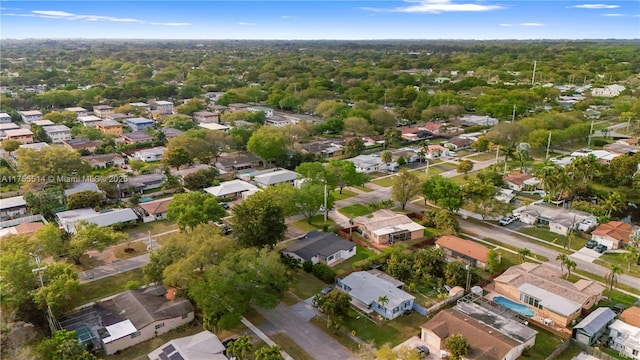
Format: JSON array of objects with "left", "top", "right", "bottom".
[{"left": 493, "top": 296, "right": 535, "bottom": 318}]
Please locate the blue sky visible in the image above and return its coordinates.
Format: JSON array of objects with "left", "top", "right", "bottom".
[{"left": 1, "top": 1, "right": 639, "bottom": 39}]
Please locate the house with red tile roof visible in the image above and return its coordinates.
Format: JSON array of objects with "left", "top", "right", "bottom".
[
  {"left": 435, "top": 235, "right": 489, "bottom": 269},
  {"left": 503, "top": 173, "right": 540, "bottom": 191},
  {"left": 138, "top": 197, "right": 173, "bottom": 223},
  {"left": 591, "top": 221, "right": 633, "bottom": 250}
]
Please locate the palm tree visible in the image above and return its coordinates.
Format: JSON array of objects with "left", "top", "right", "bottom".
[
  {"left": 501, "top": 145, "right": 516, "bottom": 173},
  {"left": 601, "top": 192, "right": 625, "bottom": 217},
  {"left": 622, "top": 247, "right": 638, "bottom": 272},
  {"left": 605, "top": 264, "right": 622, "bottom": 294},
  {"left": 517, "top": 143, "right": 531, "bottom": 172},
  {"left": 556, "top": 254, "right": 568, "bottom": 274},
  {"left": 534, "top": 165, "right": 569, "bottom": 202},
  {"left": 565, "top": 231, "right": 576, "bottom": 251},
  {"left": 377, "top": 295, "right": 389, "bottom": 313},
  {"left": 565, "top": 259, "right": 577, "bottom": 279},
  {"left": 566, "top": 154, "right": 600, "bottom": 190},
  {"left": 518, "top": 248, "right": 532, "bottom": 263},
  {"left": 255, "top": 345, "right": 284, "bottom": 360},
  {"left": 228, "top": 334, "right": 252, "bottom": 360}
]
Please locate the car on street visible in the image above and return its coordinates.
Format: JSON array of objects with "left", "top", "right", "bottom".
[
  {"left": 585, "top": 240, "right": 598, "bottom": 249},
  {"left": 499, "top": 215, "right": 518, "bottom": 226},
  {"left": 595, "top": 244, "right": 608, "bottom": 253}
]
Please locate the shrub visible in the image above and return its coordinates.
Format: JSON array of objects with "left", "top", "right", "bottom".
[
  {"left": 312, "top": 263, "right": 337, "bottom": 283},
  {"left": 125, "top": 281, "right": 141, "bottom": 290},
  {"left": 302, "top": 260, "right": 313, "bottom": 273}
]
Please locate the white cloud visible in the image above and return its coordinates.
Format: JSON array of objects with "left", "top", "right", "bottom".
[
  {"left": 601, "top": 13, "right": 624, "bottom": 16},
  {"left": 569, "top": 4, "right": 620, "bottom": 9},
  {"left": 520, "top": 22, "right": 543, "bottom": 26},
  {"left": 499, "top": 23, "right": 512, "bottom": 27},
  {"left": 362, "top": 0, "right": 504, "bottom": 14},
  {"left": 238, "top": 22, "right": 257, "bottom": 26},
  {"left": 3, "top": 9, "right": 191, "bottom": 26},
  {"left": 281, "top": 15, "right": 298, "bottom": 19}
]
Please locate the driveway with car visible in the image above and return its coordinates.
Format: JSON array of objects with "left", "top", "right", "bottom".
[{"left": 570, "top": 247, "right": 604, "bottom": 263}]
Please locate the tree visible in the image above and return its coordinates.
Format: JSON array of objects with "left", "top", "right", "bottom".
[
  {"left": 343, "top": 137, "right": 365, "bottom": 157},
  {"left": 33, "top": 222, "right": 66, "bottom": 258},
  {"left": 556, "top": 254, "right": 568, "bottom": 274},
  {"left": 434, "top": 209, "right": 459, "bottom": 235},
  {"left": 66, "top": 190, "right": 105, "bottom": 210},
  {"left": 376, "top": 344, "right": 421, "bottom": 360},
  {"left": 382, "top": 128, "right": 402, "bottom": 148},
  {"left": 516, "top": 143, "right": 531, "bottom": 172},
  {"left": 565, "top": 259, "right": 577, "bottom": 279},
  {"left": 2, "top": 139, "right": 20, "bottom": 156},
  {"left": 295, "top": 161, "right": 335, "bottom": 187},
  {"left": 456, "top": 159, "right": 474, "bottom": 177},
  {"left": 317, "top": 289, "right": 351, "bottom": 330},
  {"left": 166, "top": 192, "right": 226, "bottom": 232},
  {"left": 471, "top": 137, "right": 490, "bottom": 152},
  {"left": 391, "top": 169, "right": 421, "bottom": 210},
  {"left": 17, "top": 147, "right": 91, "bottom": 189},
  {"left": 623, "top": 247, "right": 639, "bottom": 272},
  {"left": 517, "top": 248, "right": 531, "bottom": 263},
  {"left": 176, "top": 98, "right": 205, "bottom": 116},
  {"left": 444, "top": 334, "right": 469, "bottom": 360},
  {"left": 33, "top": 262, "right": 82, "bottom": 316},
  {"left": 36, "top": 330, "right": 97, "bottom": 360},
  {"left": 255, "top": 345, "right": 284, "bottom": 360},
  {"left": 422, "top": 175, "right": 463, "bottom": 211},
  {"left": 163, "top": 145, "right": 193, "bottom": 170},
  {"left": 232, "top": 191, "right": 287, "bottom": 248},
  {"left": 227, "top": 334, "right": 253, "bottom": 360},
  {"left": 465, "top": 198, "right": 512, "bottom": 220},
  {"left": 0, "top": 249, "right": 38, "bottom": 317},
  {"left": 605, "top": 264, "right": 622, "bottom": 294},
  {"left": 343, "top": 116, "right": 374, "bottom": 136},
  {"left": 163, "top": 115, "right": 198, "bottom": 131},
  {"left": 292, "top": 183, "right": 335, "bottom": 224},
  {"left": 68, "top": 222, "right": 126, "bottom": 264},
  {"left": 486, "top": 249, "right": 500, "bottom": 274},
  {"left": 380, "top": 150, "right": 393, "bottom": 171},
  {"left": 371, "top": 108, "right": 397, "bottom": 130},
  {"left": 601, "top": 192, "right": 625, "bottom": 217},
  {"left": 326, "top": 160, "right": 369, "bottom": 194},
  {"left": 183, "top": 167, "right": 219, "bottom": 190},
  {"left": 413, "top": 247, "right": 447, "bottom": 280},
  {"left": 247, "top": 126, "right": 288, "bottom": 164}
]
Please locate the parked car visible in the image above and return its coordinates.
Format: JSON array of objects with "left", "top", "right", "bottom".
[
  {"left": 416, "top": 345, "right": 430, "bottom": 356},
  {"left": 585, "top": 240, "right": 598, "bottom": 249},
  {"left": 595, "top": 244, "right": 608, "bottom": 253},
  {"left": 499, "top": 215, "right": 518, "bottom": 226},
  {"left": 219, "top": 202, "right": 230, "bottom": 210},
  {"left": 578, "top": 219, "right": 598, "bottom": 233}
]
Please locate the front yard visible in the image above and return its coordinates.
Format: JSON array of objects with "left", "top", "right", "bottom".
[
  {"left": 293, "top": 215, "right": 338, "bottom": 232},
  {"left": 519, "top": 227, "right": 587, "bottom": 251},
  {"left": 80, "top": 268, "right": 145, "bottom": 304},
  {"left": 339, "top": 204, "right": 374, "bottom": 218},
  {"left": 596, "top": 252, "right": 640, "bottom": 278},
  {"left": 289, "top": 270, "right": 329, "bottom": 300}
]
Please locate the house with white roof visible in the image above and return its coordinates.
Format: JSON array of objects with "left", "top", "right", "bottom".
[
  {"left": 152, "top": 100, "right": 173, "bottom": 115},
  {"left": 18, "top": 110, "right": 42, "bottom": 123},
  {"left": 55, "top": 208, "right": 138, "bottom": 233},
  {"left": 4, "top": 128, "right": 34, "bottom": 144},
  {"left": 0, "top": 112, "right": 12, "bottom": 123},
  {"left": 148, "top": 330, "right": 226, "bottom": 360},
  {"left": 204, "top": 180, "right": 257, "bottom": 199},
  {"left": 250, "top": 168, "right": 299, "bottom": 188},
  {"left": 247, "top": 105, "right": 274, "bottom": 118},
  {"left": 199, "top": 123, "right": 230, "bottom": 132},
  {"left": 352, "top": 209, "right": 425, "bottom": 245},
  {"left": 591, "top": 84, "right": 625, "bottom": 97},
  {"left": 64, "top": 107, "right": 88, "bottom": 117},
  {"left": 0, "top": 123, "right": 20, "bottom": 140},
  {"left": 0, "top": 196, "right": 27, "bottom": 220},
  {"left": 132, "top": 147, "right": 167, "bottom": 162},
  {"left": 609, "top": 307, "right": 640, "bottom": 360},
  {"left": 32, "top": 119, "right": 55, "bottom": 127},
  {"left": 515, "top": 203, "right": 593, "bottom": 236},
  {"left": 44, "top": 125, "right": 72, "bottom": 143},
  {"left": 78, "top": 115, "right": 103, "bottom": 127},
  {"left": 337, "top": 270, "right": 415, "bottom": 320},
  {"left": 129, "top": 102, "right": 151, "bottom": 112},
  {"left": 459, "top": 114, "right": 499, "bottom": 127},
  {"left": 348, "top": 154, "right": 384, "bottom": 174}
]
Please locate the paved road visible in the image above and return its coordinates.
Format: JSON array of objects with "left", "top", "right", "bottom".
[{"left": 254, "top": 301, "right": 351, "bottom": 360}]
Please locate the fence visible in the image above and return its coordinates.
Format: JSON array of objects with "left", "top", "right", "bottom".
[
  {"left": 0, "top": 214, "right": 47, "bottom": 229},
  {"left": 528, "top": 318, "right": 571, "bottom": 340},
  {"left": 425, "top": 290, "right": 465, "bottom": 315},
  {"left": 546, "top": 339, "right": 621, "bottom": 360}
]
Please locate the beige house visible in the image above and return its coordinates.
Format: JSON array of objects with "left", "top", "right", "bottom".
[
  {"left": 4, "top": 128, "right": 34, "bottom": 144},
  {"left": 96, "top": 120, "right": 124, "bottom": 136},
  {"left": 493, "top": 262, "right": 603, "bottom": 327},
  {"left": 139, "top": 197, "right": 173, "bottom": 223},
  {"left": 352, "top": 209, "right": 425, "bottom": 245}
]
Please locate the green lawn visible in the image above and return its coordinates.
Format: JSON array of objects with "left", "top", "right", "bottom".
[
  {"left": 494, "top": 249, "right": 521, "bottom": 274},
  {"left": 371, "top": 176, "right": 395, "bottom": 187},
  {"left": 552, "top": 344, "right": 583, "bottom": 360},
  {"left": 450, "top": 174, "right": 477, "bottom": 185},
  {"left": 310, "top": 316, "right": 359, "bottom": 351},
  {"left": 293, "top": 215, "right": 337, "bottom": 232},
  {"left": 519, "top": 227, "right": 587, "bottom": 250},
  {"left": 519, "top": 330, "right": 564, "bottom": 360},
  {"left": 468, "top": 152, "right": 497, "bottom": 161},
  {"left": 480, "top": 237, "right": 550, "bottom": 262},
  {"left": 125, "top": 220, "right": 179, "bottom": 237},
  {"left": 270, "top": 333, "right": 314, "bottom": 360},
  {"left": 598, "top": 289, "right": 639, "bottom": 308},
  {"left": 109, "top": 322, "right": 205, "bottom": 360},
  {"left": 597, "top": 252, "right": 640, "bottom": 278},
  {"left": 80, "top": 268, "right": 145, "bottom": 304},
  {"left": 333, "top": 189, "right": 357, "bottom": 201},
  {"left": 574, "top": 269, "right": 640, "bottom": 296},
  {"left": 339, "top": 204, "right": 374, "bottom": 218},
  {"left": 333, "top": 245, "right": 377, "bottom": 275},
  {"left": 341, "top": 310, "right": 427, "bottom": 348},
  {"left": 289, "top": 270, "right": 329, "bottom": 300}
]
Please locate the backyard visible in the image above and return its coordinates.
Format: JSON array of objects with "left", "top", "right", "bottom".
[
  {"left": 333, "top": 245, "right": 378, "bottom": 275},
  {"left": 79, "top": 268, "right": 145, "bottom": 304},
  {"left": 519, "top": 329, "right": 565, "bottom": 360}
]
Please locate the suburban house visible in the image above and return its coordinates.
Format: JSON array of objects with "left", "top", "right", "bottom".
[
  {"left": 572, "top": 307, "right": 617, "bottom": 346},
  {"left": 125, "top": 117, "right": 154, "bottom": 132},
  {"left": 132, "top": 146, "right": 167, "bottom": 162},
  {"left": 503, "top": 173, "right": 540, "bottom": 192},
  {"left": 591, "top": 84, "right": 625, "bottom": 97},
  {"left": 493, "top": 262, "right": 604, "bottom": 327},
  {"left": 265, "top": 115, "right": 293, "bottom": 127},
  {"left": 420, "top": 303, "right": 537, "bottom": 360},
  {"left": 348, "top": 154, "right": 391, "bottom": 174},
  {"left": 153, "top": 100, "right": 174, "bottom": 115},
  {"left": 425, "top": 144, "right": 451, "bottom": 159},
  {"left": 129, "top": 102, "right": 151, "bottom": 112},
  {"left": 105, "top": 113, "right": 129, "bottom": 122},
  {"left": 352, "top": 209, "right": 425, "bottom": 245},
  {"left": 193, "top": 111, "right": 219, "bottom": 124},
  {"left": 443, "top": 137, "right": 473, "bottom": 151},
  {"left": 63, "top": 138, "right": 100, "bottom": 152},
  {"left": 18, "top": 110, "right": 42, "bottom": 123},
  {"left": 55, "top": 208, "right": 139, "bottom": 233},
  {"left": 83, "top": 153, "right": 126, "bottom": 169},
  {"left": 0, "top": 112, "right": 12, "bottom": 123},
  {"left": 199, "top": 123, "right": 230, "bottom": 132},
  {"left": 251, "top": 168, "right": 299, "bottom": 188},
  {"left": 138, "top": 197, "right": 173, "bottom": 223},
  {"left": 281, "top": 231, "right": 356, "bottom": 267},
  {"left": 215, "top": 152, "right": 263, "bottom": 172},
  {"left": 204, "top": 179, "right": 257, "bottom": 199},
  {"left": 609, "top": 307, "right": 640, "bottom": 360},
  {"left": 147, "top": 330, "right": 226, "bottom": 360},
  {"left": 515, "top": 203, "right": 593, "bottom": 236},
  {"left": 93, "top": 105, "right": 114, "bottom": 118},
  {"left": 400, "top": 126, "right": 433, "bottom": 142},
  {"left": 44, "top": 125, "right": 72, "bottom": 143},
  {"left": 459, "top": 114, "right": 499, "bottom": 126},
  {"left": 64, "top": 182, "right": 101, "bottom": 198},
  {"left": 0, "top": 123, "right": 20, "bottom": 140},
  {"left": 435, "top": 235, "right": 489, "bottom": 270},
  {"left": 121, "top": 132, "right": 153, "bottom": 144},
  {"left": 96, "top": 120, "right": 124, "bottom": 136},
  {"left": 64, "top": 107, "right": 88, "bottom": 117},
  {"left": 228, "top": 103, "right": 251, "bottom": 112},
  {"left": 0, "top": 222, "right": 45, "bottom": 238},
  {"left": 32, "top": 119, "right": 55, "bottom": 127},
  {"left": 60, "top": 285, "right": 194, "bottom": 356},
  {"left": 0, "top": 196, "right": 27, "bottom": 220},
  {"left": 591, "top": 221, "right": 633, "bottom": 250},
  {"left": 337, "top": 270, "right": 415, "bottom": 320},
  {"left": 4, "top": 128, "right": 34, "bottom": 144},
  {"left": 248, "top": 105, "right": 274, "bottom": 118},
  {"left": 77, "top": 115, "right": 103, "bottom": 127},
  {"left": 123, "top": 174, "right": 165, "bottom": 195},
  {"left": 162, "top": 127, "right": 183, "bottom": 140},
  {"left": 298, "top": 140, "right": 344, "bottom": 158}
]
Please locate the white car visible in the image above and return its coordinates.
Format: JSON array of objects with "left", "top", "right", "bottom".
[{"left": 499, "top": 215, "right": 518, "bottom": 226}]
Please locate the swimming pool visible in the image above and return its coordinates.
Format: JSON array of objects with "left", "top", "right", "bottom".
[{"left": 493, "top": 296, "right": 535, "bottom": 318}]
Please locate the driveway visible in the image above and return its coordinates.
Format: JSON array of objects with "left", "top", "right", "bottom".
[
  {"left": 255, "top": 302, "right": 351, "bottom": 360},
  {"left": 571, "top": 247, "right": 603, "bottom": 263}
]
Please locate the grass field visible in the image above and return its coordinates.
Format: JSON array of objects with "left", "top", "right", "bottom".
[
  {"left": 332, "top": 189, "right": 357, "bottom": 201},
  {"left": 338, "top": 310, "right": 427, "bottom": 348},
  {"left": 596, "top": 252, "right": 640, "bottom": 278},
  {"left": 293, "top": 215, "right": 337, "bottom": 232},
  {"left": 371, "top": 176, "right": 395, "bottom": 187},
  {"left": 339, "top": 204, "right": 374, "bottom": 218},
  {"left": 289, "top": 270, "right": 329, "bottom": 300},
  {"left": 519, "top": 227, "right": 587, "bottom": 250},
  {"left": 333, "top": 245, "right": 377, "bottom": 275},
  {"left": 80, "top": 268, "right": 145, "bottom": 304},
  {"left": 468, "top": 152, "right": 497, "bottom": 161},
  {"left": 270, "top": 333, "right": 315, "bottom": 360},
  {"left": 519, "top": 330, "right": 564, "bottom": 360}
]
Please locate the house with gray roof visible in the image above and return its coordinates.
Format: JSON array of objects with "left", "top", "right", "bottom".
[
  {"left": 0, "top": 196, "right": 27, "bottom": 220},
  {"left": 337, "top": 270, "right": 415, "bottom": 320},
  {"left": 282, "top": 231, "right": 356, "bottom": 267},
  {"left": 204, "top": 179, "right": 257, "bottom": 198},
  {"left": 242, "top": 168, "right": 299, "bottom": 188},
  {"left": 56, "top": 207, "right": 138, "bottom": 233},
  {"left": 148, "top": 330, "right": 226, "bottom": 360},
  {"left": 572, "top": 307, "right": 617, "bottom": 346}
]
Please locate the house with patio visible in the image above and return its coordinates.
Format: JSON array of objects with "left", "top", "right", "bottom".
[
  {"left": 337, "top": 270, "right": 415, "bottom": 320},
  {"left": 591, "top": 221, "right": 633, "bottom": 250},
  {"left": 282, "top": 231, "right": 356, "bottom": 267},
  {"left": 352, "top": 209, "right": 425, "bottom": 245},
  {"left": 515, "top": 203, "right": 593, "bottom": 236},
  {"left": 503, "top": 173, "right": 540, "bottom": 192},
  {"left": 493, "top": 262, "right": 604, "bottom": 327},
  {"left": 572, "top": 307, "right": 617, "bottom": 346},
  {"left": 435, "top": 235, "right": 489, "bottom": 270}
]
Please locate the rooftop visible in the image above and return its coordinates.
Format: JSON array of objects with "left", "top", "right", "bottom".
[
  {"left": 353, "top": 209, "right": 425, "bottom": 235},
  {"left": 283, "top": 231, "right": 355, "bottom": 260},
  {"left": 436, "top": 235, "right": 489, "bottom": 263},
  {"left": 97, "top": 120, "right": 123, "bottom": 127},
  {"left": 619, "top": 306, "right": 640, "bottom": 327},
  {"left": 592, "top": 221, "right": 633, "bottom": 242},
  {"left": 503, "top": 173, "right": 537, "bottom": 186},
  {"left": 340, "top": 271, "right": 414, "bottom": 310},
  {"left": 573, "top": 307, "right": 617, "bottom": 336},
  {"left": 0, "top": 195, "right": 26, "bottom": 210},
  {"left": 44, "top": 125, "right": 71, "bottom": 133},
  {"left": 252, "top": 169, "right": 299, "bottom": 186},
  {"left": 204, "top": 179, "right": 257, "bottom": 197},
  {"left": 126, "top": 117, "right": 153, "bottom": 124},
  {"left": 148, "top": 330, "right": 226, "bottom": 360},
  {"left": 139, "top": 197, "right": 173, "bottom": 215}
]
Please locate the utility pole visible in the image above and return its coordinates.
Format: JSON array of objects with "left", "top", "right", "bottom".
[
  {"left": 495, "top": 145, "right": 500, "bottom": 164},
  {"left": 587, "top": 120, "right": 595, "bottom": 148},
  {"left": 323, "top": 182, "right": 328, "bottom": 224},
  {"left": 531, "top": 60, "right": 537, "bottom": 85},
  {"left": 31, "top": 254, "right": 61, "bottom": 334},
  {"left": 512, "top": 104, "right": 516, "bottom": 123},
  {"left": 545, "top": 131, "right": 552, "bottom": 161}
]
